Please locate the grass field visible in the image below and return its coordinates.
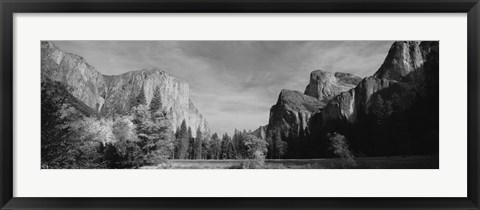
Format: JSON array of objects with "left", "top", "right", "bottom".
[{"left": 140, "top": 156, "right": 439, "bottom": 169}]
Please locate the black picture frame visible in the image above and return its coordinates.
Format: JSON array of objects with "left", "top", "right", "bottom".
[{"left": 1, "top": 0, "right": 479, "bottom": 209}]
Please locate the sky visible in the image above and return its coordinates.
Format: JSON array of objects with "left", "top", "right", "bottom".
[{"left": 52, "top": 41, "right": 393, "bottom": 135}]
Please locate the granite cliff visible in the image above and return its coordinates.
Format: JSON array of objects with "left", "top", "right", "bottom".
[
  {"left": 264, "top": 41, "right": 439, "bottom": 158},
  {"left": 304, "top": 70, "right": 362, "bottom": 102},
  {"left": 322, "top": 41, "right": 438, "bottom": 124},
  {"left": 41, "top": 41, "right": 209, "bottom": 137},
  {"left": 267, "top": 89, "right": 326, "bottom": 138},
  {"left": 251, "top": 125, "right": 267, "bottom": 140},
  {"left": 266, "top": 70, "right": 361, "bottom": 140},
  {"left": 320, "top": 41, "right": 439, "bottom": 155}
]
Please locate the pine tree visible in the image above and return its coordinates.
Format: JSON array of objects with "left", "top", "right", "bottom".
[
  {"left": 128, "top": 86, "right": 147, "bottom": 112},
  {"left": 149, "top": 87, "right": 162, "bottom": 114},
  {"left": 176, "top": 120, "right": 189, "bottom": 159},
  {"left": 286, "top": 131, "right": 299, "bottom": 159},
  {"left": 41, "top": 81, "right": 80, "bottom": 168},
  {"left": 209, "top": 133, "right": 221, "bottom": 159},
  {"left": 187, "top": 127, "right": 194, "bottom": 159},
  {"left": 273, "top": 130, "right": 287, "bottom": 159},
  {"left": 131, "top": 104, "right": 172, "bottom": 165},
  {"left": 370, "top": 94, "right": 390, "bottom": 155},
  {"left": 265, "top": 130, "right": 274, "bottom": 159},
  {"left": 371, "top": 95, "right": 387, "bottom": 119},
  {"left": 195, "top": 127, "right": 203, "bottom": 159},
  {"left": 220, "top": 133, "right": 233, "bottom": 159}
]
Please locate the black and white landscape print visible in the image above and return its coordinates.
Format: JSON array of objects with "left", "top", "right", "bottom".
[{"left": 41, "top": 41, "right": 439, "bottom": 169}]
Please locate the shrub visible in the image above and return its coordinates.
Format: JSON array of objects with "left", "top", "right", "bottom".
[
  {"left": 104, "top": 143, "right": 124, "bottom": 168},
  {"left": 241, "top": 150, "right": 266, "bottom": 169},
  {"left": 328, "top": 133, "right": 357, "bottom": 168}
]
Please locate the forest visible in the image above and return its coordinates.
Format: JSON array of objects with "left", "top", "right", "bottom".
[
  {"left": 41, "top": 80, "right": 277, "bottom": 169},
  {"left": 41, "top": 79, "right": 363, "bottom": 169}
]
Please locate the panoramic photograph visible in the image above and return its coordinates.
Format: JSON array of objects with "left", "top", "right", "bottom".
[{"left": 41, "top": 40, "right": 439, "bottom": 169}]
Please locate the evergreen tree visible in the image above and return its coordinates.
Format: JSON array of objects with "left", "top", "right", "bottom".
[
  {"left": 232, "top": 129, "right": 248, "bottom": 158},
  {"left": 202, "top": 137, "right": 210, "bottom": 159},
  {"left": 176, "top": 120, "right": 189, "bottom": 159},
  {"left": 195, "top": 127, "right": 203, "bottom": 159},
  {"left": 298, "top": 128, "right": 308, "bottom": 158},
  {"left": 370, "top": 94, "right": 390, "bottom": 155},
  {"left": 209, "top": 133, "right": 221, "bottom": 159},
  {"left": 128, "top": 86, "right": 147, "bottom": 111},
  {"left": 104, "top": 143, "right": 123, "bottom": 168},
  {"left": 150, "top": 105, "right": 175, "bottom": 162},
  {"left": 41, "top": 81, "right": 83, "bottom": 168},
  {"left": 220, "top": 133, "right": 234, "bottom": 159},
  {"left": 285, "top": 131, "right": 298, "bottom": 159},
  {"left": 371, "top": 95, "right": 388, "bottom": 119},
  {"left": 149, "top": 87, "right": 162, "bottom": 114},
  {"left": 187, "top": 127, "right": 194, "bottom": 159},
  {"left": 131, "top": 104, "right": 172, "bottom": 165},
  {"left": 265, "top": 130, "right": 274, "bottom": 159},
  {"left": 42, "top": 81, "right": 118, "bottom": 169},
  {"left": 173, "top": 126, "right": 180, "bottom": 159},
  {"left": 273, "top": 130, "right": 287, "bottom": 159}
]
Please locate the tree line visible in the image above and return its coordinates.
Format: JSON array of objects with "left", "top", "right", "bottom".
[{"left": 41, "top": 81, "right": 267, "bottom": 169}]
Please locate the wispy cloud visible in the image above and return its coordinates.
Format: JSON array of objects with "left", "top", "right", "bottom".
[{"left": 53, "top": 41, "right": 393, "bottom": 135}]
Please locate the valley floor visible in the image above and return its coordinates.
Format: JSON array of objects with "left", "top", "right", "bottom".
[{"left": 140, "top": 155, "right": 439, "bottom": 169}]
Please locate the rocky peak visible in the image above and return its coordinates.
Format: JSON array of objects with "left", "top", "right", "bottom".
[
  {"left": 277, "top": 89, "right": 326, "bottom": 112},
  {"left": 322, "top": 41, "right": 439, "bottom": 123},
  {"left": 41, "top": 41, "right": 107, "bottom": 112},
  {"left": 41, "top": 41, "right": 209, "bottom": 137},
  {"left": 267, "top": 89, "right": 325, "bottom": 138},
  {"left": 319, "top": 41, "right": 439, "bottom": 156},
  {"left": 251, "top": 125, "right": 267, "bottom": 139},
  {"left": 304, "top": 70, "right": 362, "bottom": 102},
  {"left": 374, "top": 41, "right": 437, "bottom": 81},
  {"left": 265, "top": 69, "right": 361, "bottom": 141}
]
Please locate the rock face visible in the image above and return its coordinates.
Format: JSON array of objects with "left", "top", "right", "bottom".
[
  {"left": 304, "top": 70, "right": 362, "bottom": 102},
  {"left": 266, "top": 70, "right": 361, "bottom": 141},
  {"left": 374, "top": 41, "right": 436, "bottom": 81},
  {"left": 322, "top": 77, "right": 406, "bottom": 124},
  {"left": 41, "top": 41, "right": 107, "bottom": 111},
  {"left": 264, "top": 41, "right": 439, "bottom": 158},
  {"left": 323, "top": 41, "right": 438, "bottom": 124},
  {"left": 41, "top": 41, "right": 209, "bottom": 137},
  {"left": 251, "top": 125, "right": 267, "bottom": 140},
  {"left": 320, "top": 41, "right": 439, "bottom": 156},
  {"left": 267, "top": 89, "right": 326, "bottom": 138}
]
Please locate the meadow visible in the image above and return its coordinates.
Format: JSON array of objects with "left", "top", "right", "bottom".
[{"left": 140, "top": 156, "right": 439, "bottom": 169}]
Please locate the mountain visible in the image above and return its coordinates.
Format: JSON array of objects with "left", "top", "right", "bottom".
[
  {"left": 320, "top": 41, "right": 439, "bottom": 156},
  {"left": 304, "top": 70, "right": 362, "bottom": 102},
  {"left": 266, "top": 88, "right": 326, "bottom": 140},
  {"left": 266, "top": 69, "right": 361, "bottom": 139},
  {"left": 41, "top": 41, "right": 209, "bottom": 137},
  {"left": 374, "top": 41, "right": 435, "bottom": 81},
  {"left": 321, "top": 76, "right": 411, "bottom": 124},
  {"left": 251, "top": 125, "right": 267, "bottom": 139},
  {"left": 322, "top": 41, "right": 438, "bottom": 125},
  {"left": 264, "top": 41, "right": 439, "bottom": 158},
  {"left": 266, "top": 69, "right": 362, "bottom": 139}
]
